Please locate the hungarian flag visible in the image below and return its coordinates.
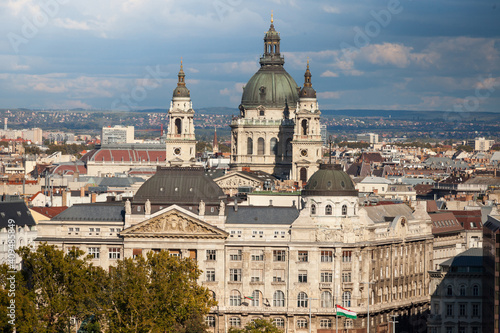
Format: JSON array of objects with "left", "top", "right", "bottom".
[
  {"left": 244, "top": 296, "right": 254, "bottom": 301},
  {"left": 336, "top": 305, "right": 357, "bottom": 319}
]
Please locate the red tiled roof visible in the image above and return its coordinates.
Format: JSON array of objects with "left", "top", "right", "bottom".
[
  {"left": 52, "top": 164, "right": 87, "bottom": 175},
  {"left": 31, "top": 206, "right": 68, "bottom": 218},
  {"left": 446, "top": 210, "right": 483, "bottom": 230},
  {"left": 430, "top": 212, "right": 464, "bottom": 234},
  {"left": 81, "top": 149, "right": 167, "bottom": 163}
]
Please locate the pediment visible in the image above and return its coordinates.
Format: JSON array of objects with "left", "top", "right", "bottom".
[
  {"left": 121, "top": 209, "right": 228, "bottom": 239},
  {"left": 215, "top": 172, "right": 261, "bottom": 186}
]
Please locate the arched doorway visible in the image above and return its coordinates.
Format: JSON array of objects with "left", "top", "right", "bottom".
[{"left": 300, "top": 167, "right": 307, "bottom": 183}]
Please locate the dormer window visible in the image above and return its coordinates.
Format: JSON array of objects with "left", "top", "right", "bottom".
[{"left": 311, "top": 204, "right": 316, "bottom": 215}]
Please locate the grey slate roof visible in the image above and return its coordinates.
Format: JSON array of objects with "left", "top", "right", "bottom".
[
  {"left": 363, "top": 203, "right": 414, "bottom": 223},
  {"left": 51, "top": 203, "right": 125, "bottom": 222},
  {"left": 440, "top": 248, "right": 483, "bottom": 268},
  {"left": 226, "top": 206, "right": 299, "bottom": 225},
  {"left": 0, "top": 201, "right": 36, "bottom": 228}
]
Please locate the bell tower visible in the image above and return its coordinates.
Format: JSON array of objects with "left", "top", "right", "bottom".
[
  {"left": 291, "top": 59, "right": 323, "bottom": 183},
  {"left": 166, "top": 60, "right": 197, "bottom": 165}
]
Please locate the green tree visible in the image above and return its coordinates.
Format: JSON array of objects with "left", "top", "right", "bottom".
[
  {"left": 15, "top": 244, "right": 107, "bottom": 333},
  {"left": 229, "top": 318, "right": 283, "bottom": 333},
  {"left": 456, "top": 144, "right": 473, "bottom": 152},
  {"left": 107, "top": 250, "right": 215, "bottom": 333}
]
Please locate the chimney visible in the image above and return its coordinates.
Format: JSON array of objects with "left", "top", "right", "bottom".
[
  {"left": 91, "top": 193, "right": 97, "bottom": 203},
  {"left": 80, "top": 187, "right": 85, "bottom": 197},
  {"left": 62, "top": 189, "right": 67, "bottom": 207}
]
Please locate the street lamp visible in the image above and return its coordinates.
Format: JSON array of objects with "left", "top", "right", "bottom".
[
  {"left": 306, "top": 298, "right": 318, "bottom": 333},
  {"left": 361, "top": 282, "right": 374, "bottom": 333},
  {"left": 389, "top": 314, "right": 398, "bottom": 333}
]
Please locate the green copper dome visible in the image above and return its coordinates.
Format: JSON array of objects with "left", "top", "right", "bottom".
[
  {"left": 241, "top": 66, "right": 299, "bottom": 108},
  {"left": 302, "top": 164, "right": 358, "bottom": 197}
]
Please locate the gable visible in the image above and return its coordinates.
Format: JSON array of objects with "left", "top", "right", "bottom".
[
  {"left": 215, "top": 173, "right": 261, "bottom": 187},
  {"left": 121, "top": 209, "right": 228, "bottom": 239}
]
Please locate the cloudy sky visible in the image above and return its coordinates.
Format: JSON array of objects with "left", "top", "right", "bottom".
[{"left": 1, "top": 0, "right": 499, "bottom": 112}]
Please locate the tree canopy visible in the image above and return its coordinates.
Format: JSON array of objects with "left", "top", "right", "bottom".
[
  {"left": 228, "top": 318, "right": 284, "bottom": 333},
  {"left": 1, "top": 245, "right": 215, "bottom": 333}
]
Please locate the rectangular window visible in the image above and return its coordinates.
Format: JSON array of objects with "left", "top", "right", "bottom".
[
  {"left": 251, "top": 269, "right": 263, "bottom": 282},
  {"left": 230, "top": 269, "right": 242, "bottom": 282},
  {"left": 459, "top": 303, "right": 467, "bottom": 317},
  {"left": 133, "top": 248, "right": 142, "bottom": 258},
  {"left": 342, "top": 251, "right": 352, "bottom": 262},
  {"left": 273, "top": 250, "right": 286, "bottom": 262},
  {"left": 298, "top": 270, "right": 307, "bottom": 283},
  {"left": 68, "top": 227, "right": 74, "bottom": 232},
  {"left": 321, "top": 271, "right": 333, "bottom": 282},
  {"left": 88, "top": 247, "right": 100, "bottom": 259},
  {"left": 189, "top": 249, "right": 197, "bottom": 260},
  {"left": 273, "top": 269, "right": 285, "bottom": 282},
  {"left": 206, "top": 250, "right": 216, "bottom": 261},
  {"left": 446, "top": 304, "right": 454, "bottom": 317},
  {"left": 251, "top": 250, "right": 264, "bottom": 261},
  {"left": 108, "top": 248, "right": 120, "bottom": 259},
  {"left": 472, "top": 304, "right": 480, "bottom": 317},
  {"left": 321, "top": 250, "right": 333, "bottom": 262},
  {"left": 342, "top": 272, "right": 352, "bottom": 282},
  {"left": 206, "top": 269, "right": 215, "bottom": 282},
  {"left": 230, "top": 250, "right": 242, "bottom": 261},
  {"left": 89, "top": 228, "right": 95, "bottom": 232},
  {"left": 298, "top": 251, "right": 308, "bottom": 262},
  {"left": 169, "top": 250, "right": 181, "bottom": 257}
]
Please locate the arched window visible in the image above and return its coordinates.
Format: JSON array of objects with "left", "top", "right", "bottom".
[
  {"left": 297, "top": 318, "right": 308, "bottom": 328},
  {"left": 446, "top": 285, "right": 453, "bottom": 296},
  {"left": 251, "top": 290, "right": 261, "bottom": 307},
  {"left": 300, "top": 168, "right": 307, "bottom": 183},
  {"left": 297, "top": 292, "right": 308, "bottom": 307},
  {"left": 301, "top": 119, "right": 308, "bottom": 135},
  {"left": 273, "top": 290, "right": 285, "bottom": 307},
  {"left": 311, "top": 204, "right": 316, "bottom": 215},
  {"left": 342, "top": 204, "right": 348, "bottom": 216},
  {"left": 459, "top": 285, "right": 466, "bottom": 296},
  {"left": 473, "top": 284, "right": 479, "bottom": 296},
  {"left": 342, "top": 291, "right": 351, "bottom": 307},
  {"left": 247, "top": 138, "right": 253, "bottom": 155},
  {"left": 273, "top": 318, "right": 285, "bottom": 328},
  {"left": 270, "top": 138, "right": 278, "bottom": 155},
  {"left": 325, "top": 205, "right": 332, "bottom": 215},
  {"left": 175, "top": 118, "right": 182, "bottom": 135},
  {"left": 285, "top": 138, "right": 292, "bottom": 157},
  {"left": 257, "top": 137, "right": 265, "bottom": 155},
  {"left": 210, "top": 290, "right": 216, "bottom": 301},
  {"left": 230, "top": 290, "right": 241, "bottom": 306},
  {"left": 321, "top": 291, "right": 332, "bottom": 308}
]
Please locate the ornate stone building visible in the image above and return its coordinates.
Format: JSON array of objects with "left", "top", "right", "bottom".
[
  {"left": 165, "top": 61, "right": 197, "bottom": 166},
  {"left": 230, "top": 18, "right": 323, "bottom": 182},
  {"left": 36, "top": 164, "right": 433, "bottom": 332}
]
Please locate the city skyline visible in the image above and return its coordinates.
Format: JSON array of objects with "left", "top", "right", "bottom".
[{"left": 0, "top": 0, "right": 499, "bottom": 112}]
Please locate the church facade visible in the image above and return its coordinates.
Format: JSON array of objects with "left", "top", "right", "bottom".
[{"left": 230, "top": 19, "right": 323, "bottom": 182}]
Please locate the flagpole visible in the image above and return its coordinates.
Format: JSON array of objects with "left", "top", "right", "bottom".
[{"left": 336, "top": 305, "right": 338, "bottom": 333}]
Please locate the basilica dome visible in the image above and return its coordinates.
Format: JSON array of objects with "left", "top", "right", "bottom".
[
  {"left": 301, "top": 164, "right": 358, "bottom": 197},
  {"left": 240, "top": 19, "right": 299, "bottom": 109}
]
